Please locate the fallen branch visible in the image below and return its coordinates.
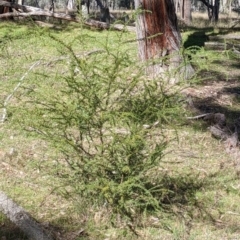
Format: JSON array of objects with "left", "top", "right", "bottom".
[
  {"left": 84, "top": 18, "right": 109, "bottom": 29},
  {"left": 0, "top": 1, "right": 136, "bottom": 31},
  {"left": 0, "top": 11, "right": 77, "bottom": 21},
  {"left": 186, "top": 113, "right": 213, "bottom": 120},
  {"left": 85, "top": 19, "right": 136, "bottom": 32},
  {"left": 0, "top": 11, "right": 135, "bottom": 31},
  {"left": 0, "top": 0, "right": 76, "bottom": 21},
  {"left": 0, "top": 0, "right": 29, "bottom": 11},
  {"left": 109, "top": 23, "right": 136, "bottom": 32},
  {"left": 187, "top": 112, "right": 226, "bottom": 127},
  {"left": 0, "top": 191, "right": 53, "bottom": 240}
]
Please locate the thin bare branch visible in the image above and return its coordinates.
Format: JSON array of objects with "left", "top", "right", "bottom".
[{"left": 0, "top": 60, "right": 41, "bottom": 123}]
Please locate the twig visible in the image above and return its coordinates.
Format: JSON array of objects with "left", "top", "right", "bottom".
[
  {"left": 0, "top": 60, "right": 41, "bottom": 123},
  {"left": 143, "top": 121, "right": 159, "bottom": 129},
  {"left": 186, "top": 113, "right": 213, "bottom": 120}
]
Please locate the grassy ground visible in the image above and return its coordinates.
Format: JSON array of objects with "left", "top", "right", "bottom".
[{"left": 0, "top": 12, "right": 240, "bottom": 239}]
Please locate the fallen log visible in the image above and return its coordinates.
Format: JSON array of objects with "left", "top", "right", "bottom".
[
  {"left": 0, "top": 10, "right": 77, "bottom": 21},
  {"left": 0, "top": 1, "right": 136, "bottom": 32},
  {"left": 85, "top": 19, "right": 135, "bottom": 31},
  {"left": 204, "top": 42, "right": 229, "bottom": 51},
  {"left": 0, "top": 0, "right": 38, "bottom": 12},
  {"left": 0, "top": 191, "right": 53, "bottom": 240},
  {"left": 0, "top": 11, "right": 136, "bottom": 32},
  {"left": 205, "top": 41, "right": 240, "bottom": 51},
  {"left": 208, "top": 34, "right": 240, "bottom": 42},
  {"left": 85, "top": 18, "right": 109, "bottom": 29}
]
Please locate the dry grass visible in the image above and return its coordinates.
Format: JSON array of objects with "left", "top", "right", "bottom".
[{"left": 181, "top": 11, "right": 240, "bottom": 28}]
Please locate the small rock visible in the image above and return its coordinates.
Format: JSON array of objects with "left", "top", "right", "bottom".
[{"left": 208, "top": 125, "right": 228, "bottom": 140}]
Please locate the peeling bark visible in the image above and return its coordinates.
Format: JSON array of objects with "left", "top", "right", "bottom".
[
  {"left": 134, "top": 0, "right": 193, "bottom": 82},
  {"left": 135, "top": 0, "right": 180, "bottom": 60}
]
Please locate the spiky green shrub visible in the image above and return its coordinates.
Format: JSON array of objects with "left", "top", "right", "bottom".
[{"left": 13, "top": 28, "right": 185, "bottom": 224}]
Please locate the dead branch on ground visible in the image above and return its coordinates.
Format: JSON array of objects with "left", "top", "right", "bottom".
[
  {"left": 188, "top": 112, "right": 240, "bottom": 151},
  {"left": 0, "top": 191, "right": 53, "bottom": 240}
]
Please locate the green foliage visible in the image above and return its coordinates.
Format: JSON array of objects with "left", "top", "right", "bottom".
[{"left": 14, "top": 28, "right": 186, "bottom": 224}]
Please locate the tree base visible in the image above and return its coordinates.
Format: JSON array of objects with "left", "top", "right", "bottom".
[{"left": 145, "top": 62, "right": 194, "bottom": 84}]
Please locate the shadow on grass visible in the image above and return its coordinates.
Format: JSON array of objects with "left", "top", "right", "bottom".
[
  {"left": 194, "top": 97, "right": 240, "bottom": 129},
  {"left": 184, "top": 30, "right": 209, "bottom": 48},
  {"left": 158, "top": 174, "right": 205, "bottom": 205},
  {"left": 188, "top": 81, "right": 240, "bottom": 130},
  {"left": 0, "top": 220, "right": 28, "bottom": 240},
  {"left": 183, "top": 25, "right": 240, "bottom": 49},
  {"left": 223, "top": 85, "right": 240, "bottom": 96},
  {"left": 154, "top": 170, "right": 240, "bottom": 233}
]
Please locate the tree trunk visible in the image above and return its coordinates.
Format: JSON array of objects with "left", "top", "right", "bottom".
[
  {"left": 0, "top": 191, "right": 53, "bottom": 240},
  {"left": 212, "top": 0, "right": 220, "bottom": 22},
  {"left": 0, "top": 0, "right": 13, "bottom": 19},
  {"left": 180, "top": 0, "right": 184, "bottom": 18},
  {"left": 199, "top": 0, "right": 220, "bottom": 22},
  {"left": 207, "top": 3, "right": 212, "bottom": 20},
  {"left": 100, "top": 7, "right": 110, "bottom": 23},
  {"left": 95, "top": 0, "right": 104, "bottom": 9},
  {"left": 87, "top": 0, "right": 90, "bottom": 14},
  {"left": 183, "top": 0, "right": 192, "bottom": 24},
  {"left": 134, "top": 0, "right": 193, "bottom": 83},
  {"left": 174, "top": 0, "right": 179, "bottom": 13}
]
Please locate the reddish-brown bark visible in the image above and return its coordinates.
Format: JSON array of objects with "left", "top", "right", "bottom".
[
  {"left": 142, "top": 0, "right": 180, "bottom": 59},
  {"left": 135, "top": 0, "right": 186, "bottom": 80}
]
